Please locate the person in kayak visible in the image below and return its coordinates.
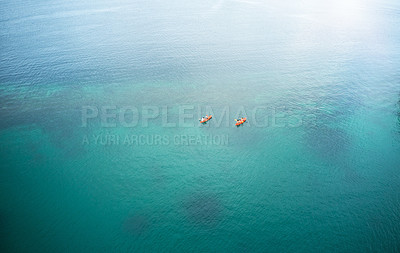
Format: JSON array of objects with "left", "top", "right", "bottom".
[{"left": 200, "top": 115, "right": 208, "bottom": 122}]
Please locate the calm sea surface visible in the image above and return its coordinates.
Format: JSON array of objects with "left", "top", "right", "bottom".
[{"left": 1, "top": 0, "right": 400, "bottom": 252}]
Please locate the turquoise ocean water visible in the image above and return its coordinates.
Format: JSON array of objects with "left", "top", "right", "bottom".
[{"left": 1, "top": 0, "right": 400, "bottom": 251}]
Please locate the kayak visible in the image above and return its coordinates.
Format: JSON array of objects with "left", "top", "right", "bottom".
[
  {"left": 235, "top": 117, "right": 247, "bottom": 126},
  {"left": 200, "top": 115, "right": 212, "bottom": 123}
]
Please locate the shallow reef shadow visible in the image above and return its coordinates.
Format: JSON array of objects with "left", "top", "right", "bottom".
[
  {"left": 183, "top": 192, "right": 222, "bottom": 227},
  {"left": 123, "top": 214, "right": 149, "bottom": 236},
  {"left": 305, "top": 125, "right": 350, "bottom": 160},
  {"left": 27, "top": 143, "right": 46, "bottom": 167}
]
